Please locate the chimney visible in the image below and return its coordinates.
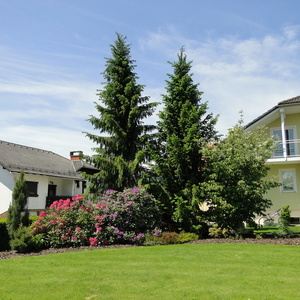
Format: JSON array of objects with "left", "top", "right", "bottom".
[{"left": 70, "top": 151, "right": 83, "bottom": 161}]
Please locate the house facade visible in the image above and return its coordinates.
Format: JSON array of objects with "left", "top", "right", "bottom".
[
  {"left": 245, "top": 96, "right": 300, "bottom": 224},
  {"left": 0, "top": 140, "right": 97, "bottom": 216}
]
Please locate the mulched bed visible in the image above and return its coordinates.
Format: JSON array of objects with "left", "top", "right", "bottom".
[{"left": 1, "top": 238, "right": 300, "bottom": 260}]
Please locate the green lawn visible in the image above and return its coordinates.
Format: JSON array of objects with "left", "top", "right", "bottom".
[{"left": 1, "top": 243, "right": 300, "bottom": 300}]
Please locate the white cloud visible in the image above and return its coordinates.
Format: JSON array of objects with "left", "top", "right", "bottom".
[
  {"left": 0, "top": 124, "right": 97, "bottom": 158},
  {"left": 140, "top": 26, "right": 300, "bottom": 134}
]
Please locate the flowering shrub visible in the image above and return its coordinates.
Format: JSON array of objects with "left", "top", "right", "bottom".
[
  {"left": 94, "top": 187, "right": 161, "bottom": 244},
  {"left": 32, "top": 195, "right": 104, "bottom": 248},
  {"left": 32, "top": 187, "right": 161, "bottom": 248}
]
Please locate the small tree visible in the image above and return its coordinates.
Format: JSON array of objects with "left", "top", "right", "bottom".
[
  {"left": 198, "top": 118, "right": 280, "bottom": 233},
  {"left": 84, "top": 33, "right": 158, "bottom": 194},
  {"left": 7, "top": 171, "right": 29, "bottom": 239},
  {"left": 278, "top": 205, "right": 292, "bottom": 237}
]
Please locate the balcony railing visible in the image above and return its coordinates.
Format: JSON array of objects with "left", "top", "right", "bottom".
[{"left": 271, "top": 139, "right": 300, "bottom": 159}]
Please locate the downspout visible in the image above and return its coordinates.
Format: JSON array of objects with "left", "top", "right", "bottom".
[{"left": 279, "top": 108, "right": 287, "bottom": 158}]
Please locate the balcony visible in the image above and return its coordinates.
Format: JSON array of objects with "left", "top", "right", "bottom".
[{"left": 267, "top": 139, "right": 300, "bottom": 163}]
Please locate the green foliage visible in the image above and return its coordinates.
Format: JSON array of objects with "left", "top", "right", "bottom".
[
  {"left": 33, "top": 188, "right": 161, "bottom": 248},
  {"left": 6, "top": 171, "right": 29, "bottom": 239},
  {"left": 84, "top": 33, "right": 158, "bottom": 194},
  {"left": 147, "top": 48, "right": 218, "bottom": 232},
  {"left": 143, "top": 231, "right": 199, "bottom": 246},
  {"left": 208, "top": 224, "right": 229, "bottom": 238},
  {"left": 199, "top": 117, "right": 281, "bottom": 233},
  {"left": 0, "top": 222, "right": 10, "bottom": 251},
  {"left": 277, "top": 206, "right": 293, "bottom": 237},
  {"left": 9, "top": 225, "right": 43, "bottom": 253}
]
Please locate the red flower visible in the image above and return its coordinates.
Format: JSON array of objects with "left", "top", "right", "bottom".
[{"left": 89, "top": 238, "right": 99, "bottom": 246}]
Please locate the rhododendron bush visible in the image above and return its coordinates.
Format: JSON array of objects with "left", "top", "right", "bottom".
[{"left": 32, "top": 187, "right": 161, "bottom": 248}]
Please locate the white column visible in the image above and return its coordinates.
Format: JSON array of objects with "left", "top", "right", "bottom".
[{"left": 280, "top": 108, "right": 287, "bottom": 158}]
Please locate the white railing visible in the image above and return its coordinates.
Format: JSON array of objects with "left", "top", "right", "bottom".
[{"left": 272, "top": 139, "right": 300, "bottom": 158}]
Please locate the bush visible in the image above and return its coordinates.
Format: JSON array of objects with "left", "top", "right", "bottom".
[
  {"left": 277, "top": 206, "right": 293, "bottom": 237},
  {"left": 208, "top": 224, "right": 229, "bottom": 238},
  {"left": 0, "top": 221, "right": 10, "bottom": 251},
  {"left": 10, "top": 225, "right": 43, "bottom": 253},
  {"left": 143, "top": 231, "right": 199, "bottom": 246},
  {"left": 95, "top": 187, "right": 162, "bottom": 244},
  {"left": 176, "top": 232, "right": 199, "bottom": 243},
  {"left": 32, "top": 187, "right": 162, "bottom": 248}
]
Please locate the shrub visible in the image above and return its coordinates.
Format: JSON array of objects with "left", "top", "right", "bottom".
[
  {"left": 0, "top": 221, "right": 10, "bottom": 251},
  {"left": 32, "top": 195, "right": 104, "bottom": 248},
  {"left": 208, "top": 224, "right": 229, "bottom": 238},
  {"left": 277, "top": 206, "right": 293, "bottom": 237},
  {"left": 10, "top": 225, "right": 43, "bottom": 253},
  {"left": 94, "top": 187, "right": 162, "bottom": 244},
  {"left": 32, "top": 187, "right": 162, "bottom": 248},
  {"left": 143, "top": 231, "right": 199, "bottom": 246},
  {"left": 176, "top": 232, "right": 199, "bottom": 243}
]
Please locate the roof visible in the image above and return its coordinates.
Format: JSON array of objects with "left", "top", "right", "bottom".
[
  {"left": 245, "top": 95, "right": 300, "bottom": 129},
  {"left": 0, "top": 140, "right": 85, "bottom": 179}
]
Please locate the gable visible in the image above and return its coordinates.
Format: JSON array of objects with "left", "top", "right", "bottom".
[{"left": 245, "top": 95, "right": 300, "bottom": 131}]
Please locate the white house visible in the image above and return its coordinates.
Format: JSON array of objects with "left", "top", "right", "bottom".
[{"left": 0, "top": 140, "right": 97, "bottom": 216}]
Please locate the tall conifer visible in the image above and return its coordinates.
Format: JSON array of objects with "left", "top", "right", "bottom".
[
  {"left": 84, "top": 34, "right": 158, "bottom": 193},
  {"left": 152, "top": 48, "right": 218, "bottom": 232}
]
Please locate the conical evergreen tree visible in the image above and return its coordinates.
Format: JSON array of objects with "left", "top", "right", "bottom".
[
  {"left": 7, "top": 171, "right": 29, "bottom": 238},
  {"left": 151, "top": 48, "right": 218, "bottom": 232},
  {"left": 84, "top": 33, "right": 158, "bottom": 194}
]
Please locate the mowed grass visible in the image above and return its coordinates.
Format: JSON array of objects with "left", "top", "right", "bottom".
[{"left": 1, "top": 243, "right": 300, "bottom": 300}]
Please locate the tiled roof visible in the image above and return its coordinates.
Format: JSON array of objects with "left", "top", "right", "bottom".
[
  {"left": 245, "top": 95, "right": 300, "bottom": 129},
  {"left": 277, "top": 95, "right": 300, "bottom": 105},
  {"left": 0, "top": 140, "right": 82, "bottom": 179}
]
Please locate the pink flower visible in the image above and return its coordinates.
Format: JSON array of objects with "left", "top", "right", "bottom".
[
  {"left": 49, "top": 220, "right": 56, "bottom": 224},
  {"left": 71, "top": 236, "right": 77, "bottom": 241},
  {"left": 75, "top": 227, "right": 81, "bottom": 231},
  {"left": 96, "top": 227, "right": 103, "bottom": 232},
  {"left": 89, "top": 238, "right": 99, "bottom": 246},
  {"left": 39, "top": 211, "right": 47, "bottom": 217}
]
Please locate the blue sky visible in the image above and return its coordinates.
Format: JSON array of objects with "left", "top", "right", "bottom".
[{"left": 1, "top": 0, "right": 300, "bottom": 157}]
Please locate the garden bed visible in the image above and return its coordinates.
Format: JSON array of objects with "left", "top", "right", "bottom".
[{"left": 1, "top": 237, "right": 300, "bottom": 260}]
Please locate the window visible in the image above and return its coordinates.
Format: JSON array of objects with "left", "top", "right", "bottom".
[
  {"left": 26, "top": 181, "right": 38, "bottom": 197},
  {"left": 272, "top": 127, "right": 296, "bottom": 157},
  {"left": 280, "top": 169, "right": 297, "bottom": 192}
]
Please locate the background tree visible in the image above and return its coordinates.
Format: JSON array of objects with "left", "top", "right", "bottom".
[
  {"left": 149, "top": 48, "right": 218, "bottom": 232},
  {"left": 7, "top": 171, "right": 29, "bottom": 239},
  {"left": 198, "top": 118, "right": 280, "bottom": 233},
  {"left": 84, "top": 33, "right": 158, "bottom": 194}
]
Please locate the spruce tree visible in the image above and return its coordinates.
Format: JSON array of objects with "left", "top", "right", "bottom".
[
  {"left": 84, "top": 33, "right": 158, "bottom": 194},
  {"left": 151, "top": 48, "right": 218, "bottom": 232},
  {"left": 7, "top": 171, "right": 29, "bottom": 238}
]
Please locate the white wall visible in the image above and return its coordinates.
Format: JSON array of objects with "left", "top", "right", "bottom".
[
  {"left": 24, "top": 174, "right": 48, "bottom": 210},
  {"left": 1, "top": 170, "right": 83, "bottom": 214},
  {"left": 0, "top": 166, "right": 14, "bottom": 214}
]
